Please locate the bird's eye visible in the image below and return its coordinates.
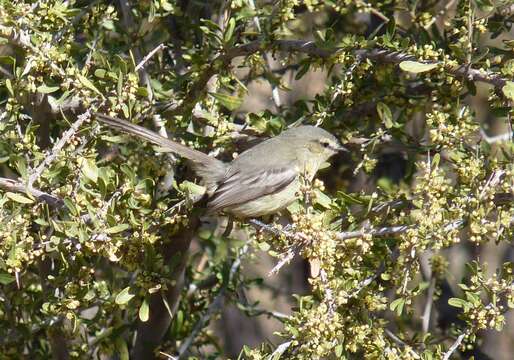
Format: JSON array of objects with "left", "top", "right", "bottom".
[{"left": 320, "top": 140, "right": 330, "bottom": 148}]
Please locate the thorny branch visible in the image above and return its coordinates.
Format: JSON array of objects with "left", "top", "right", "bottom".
[
  {"left": 161, "top": 39, "right": 511, "bottom": 116},
  {"left": 442, "top": 332, "right": 467, "bottom": 360},
  {"left": 27, "top": 110, "right": 92, "bottom": 190},
  {"left": 0, "top": 177, "right": 63, "bottom": 208}
]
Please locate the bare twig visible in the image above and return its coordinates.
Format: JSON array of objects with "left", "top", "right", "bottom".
[
  {"left": 248, "top": 219, "right": 309, "bottom": 275},
  {"left": 267, "top": 341, "right": 293, "bottom": 360},
  {"left": 422, "top": 276, "right": 436, "bottom": 335},
  {"left": 177, "top": 290, "right": 225, "bottom": 359},
  {"left": 159, "top": 352, "right": 178, "bottom": 360},
  {"left": 268, "top": 247, "right": 298, "bottom": 276},
  {"left": 135, "top": 43, "right": 166, "bottom": 71},
  {"left": 27, "top": 110, "right": 91, "bottom": 189},
  {"left": 336, "top": 224, "right": 413, "bottom": 240},
  {"left": 442, "top": 333, "right": 466, "bottom": 360},
  {"left": 384, "top": 329, "right": 421, "bottom": 359},
  {"left": 0, "top": 64, "right": 14, "bottom": 79}
]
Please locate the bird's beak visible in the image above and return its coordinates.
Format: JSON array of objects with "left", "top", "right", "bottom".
[{"left": 337, "top": 145, "right": 349, "bottom": 153}]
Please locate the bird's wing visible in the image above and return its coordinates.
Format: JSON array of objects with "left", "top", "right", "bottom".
[{"left": 207, "top": 166, "right": 298, "bottom": 213}]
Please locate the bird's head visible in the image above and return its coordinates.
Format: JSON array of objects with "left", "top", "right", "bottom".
[{"left": 282, "top": 125, "right": 347, "bottom": 162}]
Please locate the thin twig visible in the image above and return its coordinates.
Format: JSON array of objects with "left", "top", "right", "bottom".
[
  {"left": 135, "top": 43, "right": 166, "bottom": 71},
  {"left": 336, "top": 224, "right": 413, "bottom": 240},
  {"left": 0, "top": 64, "right": 14, "bottom": 79},
  {"left": 0, "top": 177, "right": 63, "bottom": 208},
  {"left": 27, "top": 110, "right": 91, "bottom": 189},
  {"left": 248, "top": 0, "right": 282, "bottom": 110},
  {"left": 268, "top": 247, "right": 298, "bottom": 276},
  {"left": 177, "top": 290, "right": 225, "bottom": 359},
  {"left": 267, "top": 341, "right": 293, "bottom": 360},
  {"left": 384, "top": 329, "right": 421, "bottom": 359},
  {"left": 422, "top": 276, "right": 436, "bottom": 335},
  {"left": 442, "top": 333, "right": 466, "bottom": 360},
  {"left": 177, "top": 239, "right": 251, "bottom": 359}
]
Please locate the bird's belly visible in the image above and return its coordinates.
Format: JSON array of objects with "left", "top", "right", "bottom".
[{"left": 225, "top": 180, "right": 300, "bottom": 218}]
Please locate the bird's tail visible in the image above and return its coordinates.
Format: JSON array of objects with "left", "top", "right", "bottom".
[{"left": 94, "top": 113, "right": 226, "bottom": 188}]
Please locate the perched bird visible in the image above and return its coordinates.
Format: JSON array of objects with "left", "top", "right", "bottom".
[{"left": 95, "top": 113, "right": 346, "bottom": 218}]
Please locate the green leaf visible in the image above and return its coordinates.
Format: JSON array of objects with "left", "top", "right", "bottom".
[
  {"left": 376, "top": 102, "right": 393, "bottom": 128},
  {"left": 399, "top": 61, "right": 438, "bottom": 73},
  {"left": 209, "top": 92, "right": 243, "bottom": 111},
  {"left": 431, "top": 153, "right": 440, "bottom": 168},
  {"left": 5, "top": 78, "right": 14, "bottom": 96},
  {"left": 224, "top": 18, "right": 236, "bottom": 43},
  {"left": 314, "top": 189, "right": 332, "bottom": 209},
  {"left": 37, "top": 84, "right": 60, "bottom": 94},
  {"left": 334, "top": 344, "right": 343, "bottom": 357},
  {"left": 337, "top": 191, "right": 365, "bottom": 205},
  {"left": 115, "top": 287, "right": 135, "bottom": 305},
  {"left": 448, "top": 297, "right": 467, "bottom": 308},
  {"left": 390, "top": 298, "right": 405, "bottom": 316},
  {"left": 6, "top": 192, "right": 34, "bottom": 204},
  {"left": 139, "top": 299, "right": 149, "bottom": 322},
  {"left": 114, "top": 337, "right": 129, "bottom": 360},
  {"left": 63, "top": 197, "right": 78, "bottom": 216},
  {"left": 77, "top": 74, "right": 104, "bottom": 97},
  {"left": 161, "top": 0, "right": 175, "bottom": 12},
  {"left": 94, "top": 69, "right": 107, "bottom": 78},
  {"left": 502, "top": 81, "right": 514, "bottom": 101},
  {"left": 380, "top": 273, "right": 391, "bottom": 281},
  {"left": 0, "top": 272, "right": 15, "bottom": 285},
  {"left": 105, "top": 224, "right": 130, "bottom": 234},
  {"left": 81, "top": 158, "right": 98, "bottom": 183},
  {"left": 179, "top": 180, "right": 206, "bottom": 197}
]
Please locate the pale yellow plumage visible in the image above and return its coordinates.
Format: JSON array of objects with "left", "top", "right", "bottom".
[{"left": 95, "top": 113, "right": 345, "bottom": 218}]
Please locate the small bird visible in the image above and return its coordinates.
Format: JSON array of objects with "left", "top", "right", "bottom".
[{"left": 95, "top": 113, "right": 346, "bottom": 218}]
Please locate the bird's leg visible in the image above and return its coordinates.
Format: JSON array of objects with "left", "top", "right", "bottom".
[{"left": 222, "top": 216, "right": 234, "bottom": 238}]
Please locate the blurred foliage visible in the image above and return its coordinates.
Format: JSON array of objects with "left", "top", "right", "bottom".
[{"left": 0, "top": 0, "right": 513, "bottom": 359}]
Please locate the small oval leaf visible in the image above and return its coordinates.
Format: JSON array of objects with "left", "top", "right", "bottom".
[
  {"left": 139, "top": 299, "right": 149, "bottom": 322},
  {"left": 37, "top": 84, "right": 60, "bottom": 94},
  {"left": 115, "top": 287, "right": 135, "bottom": 305},
  {"left": 502, "top": 81, "right": 514, "bottom": 101},
  {"left": 209, "top": 92, "right": 243, "bottom": 111},
  {"left": 77, "top": 74, "right": 104, "bottom": 97},
  {"left": 105, "top": 224, "right": 130, "bottom": 234},
  {"left": 448, "top": 297, "right": 467, "bottom": 308},
  {"left": 376, "top": 102, "right": 393, "bottom": 128},
  {"left": 6, "top": 192, "right": 34, "bottom": 204},
  {"left": 399, "top": 61, "right": 438, "bottom": 73},
  {"left": 81, "top": 158, "right": 98, "bottom": 183}
]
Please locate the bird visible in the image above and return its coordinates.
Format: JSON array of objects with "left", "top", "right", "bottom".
[{"left": 95, "top": 113, "right": 346, "bottom": 218}]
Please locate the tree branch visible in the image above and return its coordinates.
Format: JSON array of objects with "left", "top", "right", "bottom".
[
  {"left": 161, "top": 39, "right": 511, "bottom": 116},
  {"left": 442, "top": 333, "right": 467, "bottom": 360},
  {"left": 0, "top": 177, "right": 63, "bottom": 208},
  {"left": 27, "top": 110, "right": 92, "bottom": 189}
]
